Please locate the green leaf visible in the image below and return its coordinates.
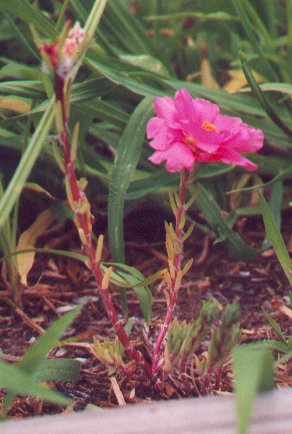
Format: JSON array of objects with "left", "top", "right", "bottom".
[
  {"left": 247, "top": 82, "right": 292, "bottom": 96},
  {"left": 0, "top": 360, "right": 71, "bottom": 406},
  {"left": 83, "top": 0, "right": 108, "bottom": 41},
  {"left": 0, "top": 97, "right": 55, "bottom": 230},
  {"left": 0, "top": 0, "right": 57, "bottom": 38},
  {"left": 1, "top": 247, "right": 87, "bottom": 266},
  {"left": 119, "top": 54, "right": 171, "bottom": 77},
  {"left": 0, "top": 306, "right": 81, "bottom": 413},
  {"left": 126, "top": 171, "right": 177, "bottom": 200},
  {"left": 231, "top": 0, "right": 277, "bottom": 81},
  {"left": 33, "top": 358, "right": 81, "bottom": 382},
  {"left": 108, "top": 96, "right": 153, "bottom": 262},
  {"left": 268, "top": 181, "right": 283, "bottom": 228},
  {"left": 261, "top": 307, "right": 287, "bottom": 345},
  {"left": 258, "top": 191, "right": 292, "bottom": 285},
  {"left": 195, "top": 183, "right": 261, "bottom": 260},
  {"left": 229, "top": 166, "right": 292, "bottom": 193},
  {"left": 244, "top": 339, "right": 289, "bottom": 354},
  {"left": 146, "top": 11, "right": 239, "bottom": 24},
  {"left": 125, "top": 164, "right": 234, "bottom": 202},
  {"left": 19, "top": 306, "right": 82, "bottom": 374},
  {"left": 102, "top": 262, "right": 152, "bottom": 324},
  {"left": 240, "top": 52, "right": 292, "bottom": 136},
  {"left": 103, "top": 0, "right": 160, "bottom": 58},
  {"left": 86, "top": 57, "right": 267, "bottom": 118},
  {"left": 233, "top": 345, "right": 274, "bottom": 434},
  {"left": 0, "top": 80, "right": 45, "bottom": 98}
]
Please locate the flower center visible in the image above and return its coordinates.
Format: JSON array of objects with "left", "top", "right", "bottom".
[
  {"left": 183, "top": 134, "right": 204, "bottom": 156},
  {"left": 202, "top": 120, "right": 217, "bottom": 131},
  {"left": 184, "top": 135, "right": 196, "bottom": 146},
  {"left": 183, "top": 120, "right": 218, "bottom": 155}
]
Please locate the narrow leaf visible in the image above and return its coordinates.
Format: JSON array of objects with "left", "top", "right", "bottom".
[
  {"left": 0, "top": 0, "right": 57, "bottom": 38},
  {"left": 261, "top": 307, "right": 287, "bottom": 344},
  {"left": 0, "top": 360, "right": 71, "bottom": 406},
  {"left": 108, "top": 96, "right": 153, "bottom": 262},
  {"left": 258, "top": 191, "right": 292, "bottom": 285},
  {"left": 102, "top": 262, "right": 153, "bottom": 324},
  {"left": 0, "top": 97, "right": 55, "bottom": 230},
  {"left": 195, "top": 183, "right": 261, "bottom": 260},
  {"left": 233, "top": 345, "right": 274, "bottom": 434},
  {"left": 33, "top": 358, "right": 80, "bottom": 382},
  {"left": 240, "top": 52, "right": 292, "bottom": 136},
  {"left": 19, "top": 306, "right": 82, "bottom": 374}
]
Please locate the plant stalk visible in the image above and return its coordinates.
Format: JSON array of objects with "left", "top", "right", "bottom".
[
  {"left": 151, "top": 169, "right": 190, "bottom": 379},
  {"left": 54, "top": 73, "right": 152, "bottom": 379}
]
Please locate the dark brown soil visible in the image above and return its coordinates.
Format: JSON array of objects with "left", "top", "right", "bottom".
[{"left": 0, "top": 211, "right": 291, "bottom": 418}]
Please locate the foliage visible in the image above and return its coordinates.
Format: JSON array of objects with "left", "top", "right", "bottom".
[
  {"left": 0, "top": 0, "right": 291, "bottom": 429},
  {"left": 0, "top": 306, "right": 81, "bottom": 416},
  {"left": 0, "top": 0, "right": 291, "bottom": 258},
  {"left": 233, "top": 193, "right": 292, "bottom": 434},
  {"left": 165, "top": 300, "right": 240, "bottom": 377}
]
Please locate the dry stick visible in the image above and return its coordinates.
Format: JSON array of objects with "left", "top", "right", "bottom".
[
  {"left": 151, "top": 169, "right": 190, "bottom": 379},
  {"left": 54, "top": 74, "right": 152, "bottom": 379},
  {"left": 3, "top": 296, "right": 45, "bottom": 335}
]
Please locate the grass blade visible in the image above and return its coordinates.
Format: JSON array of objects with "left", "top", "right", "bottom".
[
  {"left": 108, "top": 96, "right": 153, "bottom": 262},
  {"left": 19, "top": 306, "right": 82, "bottom": 373},
  {"left": 240, "top": 52, "right": 292, "bottom": 136},
  {"left": 231, "top": 0, "right": 277, "bottom": 81},
  {"left": 195, "top": 183, "right": 260, "bottom": 260},
  {"left": 33, "top": 359, "right": 81, "bottom": 382},
  {"left": 103, "top": 262, "right": 153, "bottom": 324},
  {"left": 0, "top": 360, "right": 71, "bottom": 406},
  {"left": 0, "top": 98, "right": 55, "bottom": 229},
  {"left": 84, "top": 0, "right": 108, "bottom": 40},
  {"left": 233, "top": 344, "right": 274, "bottom": 434},
  {"left": 0, "top": 0, "right": 57, "bottom": 38},
  {"left": 258, "top": 191, "right": 292, "bottom": 285},
  {"left": 261, "top": 307, "right": 287, "bottom": 344}
]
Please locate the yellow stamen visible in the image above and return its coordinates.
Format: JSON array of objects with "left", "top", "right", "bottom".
[{"left": 202, "top": 120, "right": 217, "bottom": 131}]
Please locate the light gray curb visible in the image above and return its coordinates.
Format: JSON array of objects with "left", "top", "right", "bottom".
[{"left": 1, "top": 388, "right": 291, "bottom": 433}]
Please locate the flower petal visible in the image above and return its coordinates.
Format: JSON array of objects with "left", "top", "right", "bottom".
[
  {"left": 147, "top": 118, "right": 170, "bottom": 151},
  {"left": 146, "top": 88, "right": 264, "bottom": 174},
  {"left": 154, "top": 96, "right": 176, "bottom": 120},
  {"left": 193, "top": 99, "right": 220, "bottom": 123},
  {"left": 149, "top": 143, "right": 195, "bottom": 173},
  {"left": 174, "top": 88, "right": 196, "bottom": 121}
]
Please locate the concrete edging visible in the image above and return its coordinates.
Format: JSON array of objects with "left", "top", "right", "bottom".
[{"left": 1, "top": 388, "right": 291, "bottom": 433}]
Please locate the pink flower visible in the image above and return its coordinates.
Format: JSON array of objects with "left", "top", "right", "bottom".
[{"left": 147, "top": 89, "right": 264, "bottom": 173}]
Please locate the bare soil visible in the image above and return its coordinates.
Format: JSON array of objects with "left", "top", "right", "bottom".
[{"left": 0, "top": 210, "right": 291, "bottom": 418}]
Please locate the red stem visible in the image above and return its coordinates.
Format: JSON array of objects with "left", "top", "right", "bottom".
[
  {"left": 54, "top": 73, "right": 152, "bottom": 379},
  {"left": 151, "top": 169, "right": 190, "bottom": 378}
]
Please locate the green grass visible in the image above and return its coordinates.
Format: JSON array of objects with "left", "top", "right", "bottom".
[{"left": 0, "top": 1, "right": 291, "bottom": 431}]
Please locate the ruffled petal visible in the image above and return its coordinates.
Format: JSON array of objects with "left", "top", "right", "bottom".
[
  {"left": 211, "top": 148, "right": 258, "bottom": 171},
  {"left": 149, "top": 143, "right": 195, "bottom": 173},
  {"left": 147, "top": 117, "right": 170, "bottom": 151},
  {"left": 222, "top": 126, "right": 264, "bottom": 153},
  {"left": 154, "top": 96, "right": 176, "bottom": 120},
  {"left": 192, "top": 98, "right": 220, "bottom": 123},
  {"left": 146, "top": 88, "right": 264, "bottom": 173},
  {"left": 174, "top": 88, "right": 196, "bottom": 121}
]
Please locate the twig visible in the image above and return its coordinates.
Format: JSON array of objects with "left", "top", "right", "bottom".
[{"left": 3, "top": 297, "right": 45, "bottom": 335}]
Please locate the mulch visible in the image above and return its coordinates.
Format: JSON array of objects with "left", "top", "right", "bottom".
[{"left": 0, "top": 210, "right": 291, "bottom": 418}]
